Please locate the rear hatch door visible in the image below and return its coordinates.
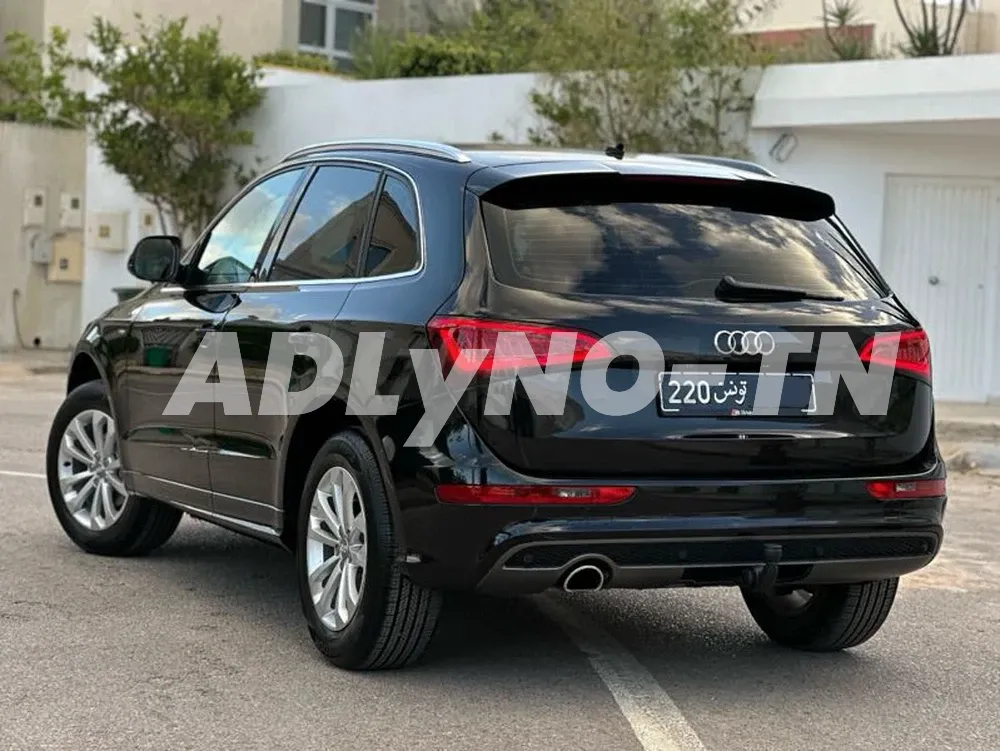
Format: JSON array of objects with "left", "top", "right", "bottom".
[{"left": 443, "top": 168, "right": 934, "bottom": 480}]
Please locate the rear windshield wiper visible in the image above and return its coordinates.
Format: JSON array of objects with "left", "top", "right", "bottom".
[{"left": 715, "top": 275, "right": 845, "bottom": 302}]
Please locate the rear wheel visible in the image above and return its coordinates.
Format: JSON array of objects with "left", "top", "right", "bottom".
[
  {"left": 296, "top": 430, "right": 442, "bottom": 670},
  {"left": 741, "top": 578, "right": 899, "bottom": 651},
  {"left": 46, "top": 381, "right": 183, "bottom": 556}
]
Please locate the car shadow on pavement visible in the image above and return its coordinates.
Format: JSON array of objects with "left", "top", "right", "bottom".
[
  {"left": 69, "top": 518, "right": 903, "bottom": 704},
  {"left": 133, "top": 519, "right": 592, "bottom": 672},
  {"left": 562, "top": 587, "right": 908, "bottom": 699}
]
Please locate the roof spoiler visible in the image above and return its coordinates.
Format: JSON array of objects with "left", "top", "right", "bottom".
[{"left": 478, "top": 172, "right": 836, "bottom": 222}]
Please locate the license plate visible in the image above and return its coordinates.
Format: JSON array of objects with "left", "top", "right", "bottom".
[{"left": 658, "top": 372, "right": 816, "bottom": 417}]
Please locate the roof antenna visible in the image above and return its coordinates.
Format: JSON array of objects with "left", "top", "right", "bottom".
[{"left": 605, "top": 142, "right": 625, "bottom": 160}]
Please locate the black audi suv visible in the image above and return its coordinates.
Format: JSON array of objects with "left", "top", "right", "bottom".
[{"left": 46, "top": 139, "right": 945, "bottom": 670}]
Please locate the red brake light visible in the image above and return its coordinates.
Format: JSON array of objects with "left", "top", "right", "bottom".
[
  {"left": 866, "top": 479, "right": 945, "bottom": 500},
  {"left": 427, "top": 316, "right": 615, "bottom": 376},
  {"left": 859, "top": 329, "right": 931, "bottom": 379},
  {"left": 435, "top": 484, "right": 635, "bottom": 505}
]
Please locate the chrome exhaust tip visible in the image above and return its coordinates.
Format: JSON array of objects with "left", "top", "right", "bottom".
[{"left": 561, "top": 563, "right": 606, "bottom": 592}]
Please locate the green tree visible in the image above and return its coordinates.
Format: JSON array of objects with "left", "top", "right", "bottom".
[
  {"left": 0, "top": 28, "right": 86, "bottom": 127},
  {"left": 465, "top": 0, "right": 558, "bottom": 73},
  {"left": 80, "top": 16, "right": 264, "bottom": 240},
  {"left": 526, "top": 0, "right": 766, "bottom": 157}
]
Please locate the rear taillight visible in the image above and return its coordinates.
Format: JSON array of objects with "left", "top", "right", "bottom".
[
  {"left": 859, "top": 329, "right": 931, "bottom": 379},
  {"left": 436, "top": 484, "right": 635, "bottom": 505},
  {"left": 427, "top": 316, "right": 614, "bottom": 376},
  {"left": 866, "top": 478, "right": 945, "bottom": 500}
]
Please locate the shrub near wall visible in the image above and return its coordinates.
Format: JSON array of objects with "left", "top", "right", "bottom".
[
  {"left": 353, "top": 32, "right": 503, "bottom": 79},
  {"left": 254, "top": 50, "right": 340, "bottom": 73}
]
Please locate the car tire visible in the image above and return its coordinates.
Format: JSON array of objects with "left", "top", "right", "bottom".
[
  {"left": 46, "top": 381, "right": 183, "bottom": 556},
  {"left": 741, "top": 578, "right": 899, "bottom": 651},
  {"left": 296, "top": 429, "right": 442, "bottom": 670}
]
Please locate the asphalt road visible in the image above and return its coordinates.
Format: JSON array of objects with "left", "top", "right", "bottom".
[{"left": 1, "top": 374, "right": 998, "bottom": 751}]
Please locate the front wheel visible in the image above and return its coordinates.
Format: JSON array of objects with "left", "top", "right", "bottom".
[
  {"left": 741, "top": 578, "right": 899, "bottom": 651},
  {"left": 46, "top": 381, "right": 182, "bottom": 556},
  {"left": 296, "top": 430, "right": 442, "bottom": 670}
]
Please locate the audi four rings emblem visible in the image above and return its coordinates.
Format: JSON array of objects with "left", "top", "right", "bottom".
[{"left": 714, "top": 330, "right": 777, "bottom": 356}]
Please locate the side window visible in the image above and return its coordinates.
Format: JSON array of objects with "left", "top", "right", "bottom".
[
  {"left": 364, "top": 174, "right": 420, "bottom": 277},
  {"left": 193, "top": 169, "right": 303, "bottom": 286},
  {"left": 269, "top": 165, "right": 381, "bottom": 281}
]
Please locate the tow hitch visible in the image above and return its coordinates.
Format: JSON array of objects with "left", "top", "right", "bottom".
[{"left": 742, "top": 543, "right": 783, "bottom": 593}]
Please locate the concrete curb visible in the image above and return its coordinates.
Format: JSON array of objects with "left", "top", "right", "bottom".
[
  {"left": 936, "top": 420, "right": 1000, "bottom": 445},
  {"left": 942, "top": 441, "right": 1000, "bottom": 476}
]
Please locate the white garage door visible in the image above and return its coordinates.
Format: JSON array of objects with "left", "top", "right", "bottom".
[{"left": 880, "top": 175, "right": 1000, "bottom": 402}]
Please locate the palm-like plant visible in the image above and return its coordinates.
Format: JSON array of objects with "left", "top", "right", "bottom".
[
  {"left": 822, "top": 0, "right": 874, "bottom": 60},
  {"left": 893, "top": 0, "right": 972, "bottom": 56}
]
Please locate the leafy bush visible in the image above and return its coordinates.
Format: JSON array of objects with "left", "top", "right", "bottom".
[
  {"left": 254, "top": 49, "right": 338, "bottom": 73},
  {"left": 394, "top": 34, "right": 500, "bottom": 76},
  {"left": 352, "top": 28, "right": 503, "bottom": 79}
]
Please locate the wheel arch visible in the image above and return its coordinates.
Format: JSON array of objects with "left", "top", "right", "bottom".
[
  {"left": 278, "top": 398, "right": 403, "bottom": 550},
  {"left": 65, "top": 343, "right": 124, "bottom": 422},
  {"left": 67, "top": 351, "right": 104, "bottom": 394}
]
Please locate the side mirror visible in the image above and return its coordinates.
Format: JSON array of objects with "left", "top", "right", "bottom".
[{"left": 127, "top": 235, "right": 182, "bottom": 283}]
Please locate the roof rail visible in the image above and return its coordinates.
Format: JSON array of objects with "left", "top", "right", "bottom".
[
  {"left": 281, "top": 139, "right": 472, "bottom": 164},
  {"left": 672, "top": 154, "right": 777, "bottom": 177}
]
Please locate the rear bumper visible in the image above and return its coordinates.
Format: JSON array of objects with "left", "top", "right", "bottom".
[
  {"left": 474, "top": 525, "right": 942, "bottom": 595},
  {"left": 399, "top": 489, "right": 946, "bottom": 594},
  {"left": 393, "top": 420, "right": 947, "bottom": 594}
]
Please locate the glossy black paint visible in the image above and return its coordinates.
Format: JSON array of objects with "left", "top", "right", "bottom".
[{"left": 64, "top": 146, "right": 946, "bottom": 592}]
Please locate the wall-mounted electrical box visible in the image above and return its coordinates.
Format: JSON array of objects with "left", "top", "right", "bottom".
[
  {"left": 23, "top": 188, "right": 47, "bottom": 227},
  {"left": 59, "top": 192, "right": 84, "bottom": 229},
  {"left": 88, "top": 211, "right": 128, "bottom": 252},
  {"left": 24, "top": 230, "right": 51, "bottom": 264},
  {"left": 47, "top": 234, "right": 84, "bottom": 284},
  {"left": 137, "top": 208, "right": 158, "bottom": 239}
]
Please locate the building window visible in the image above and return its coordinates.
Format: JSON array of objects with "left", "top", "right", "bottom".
[{"left": 299, "top": 0, "right": 375, "bottom": 63}]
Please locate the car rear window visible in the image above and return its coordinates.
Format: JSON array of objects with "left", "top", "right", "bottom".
[{"left": 481, "top": 201, "right": 884, "bottom": 301}]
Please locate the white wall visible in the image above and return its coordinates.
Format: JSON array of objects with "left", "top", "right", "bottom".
[
  {"left": 81, "top": 135, "right": 143, "bottom": 328},
  {"left": 245, "top": 72, "right": 542, "bottom": 166},
  {"left": 752, "top": 127, "right": 1000, "bottom": 400},
  {"left": 0, "top": 123, "right": 86, "bottom": 350},
  {"left": 750, "top": 128, "right": 1000, "bottom": 267}
]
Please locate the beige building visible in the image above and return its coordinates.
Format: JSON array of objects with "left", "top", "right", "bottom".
[
  {"left": 748, "top": 0, "right": 1000, "bottom": 55},
  {"left": 0, "top": 0, "right": 419, "bottom": 64}
]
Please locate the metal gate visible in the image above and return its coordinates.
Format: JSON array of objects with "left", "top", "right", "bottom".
[{"left": 880, "top": 175, "right": 1000, "bottom": 402}]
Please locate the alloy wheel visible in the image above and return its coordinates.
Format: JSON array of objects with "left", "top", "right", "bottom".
[
  {"left": 56, "top": 409, "right": 128, "bottom": 531},
  {"left": 305, "top": 466, "right": 368, "bottom": 631}
]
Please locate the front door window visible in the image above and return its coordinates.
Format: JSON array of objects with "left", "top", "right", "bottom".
[{"left": 193, "top": 169, "right": 305, "bottom": 286}]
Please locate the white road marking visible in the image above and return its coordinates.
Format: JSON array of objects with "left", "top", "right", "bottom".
[
  {"left": 0, "top": 469, "right": 46, "bottom": 479},
  {"left": 536, "top": 595, "right": 706, "bottom": 751}
]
